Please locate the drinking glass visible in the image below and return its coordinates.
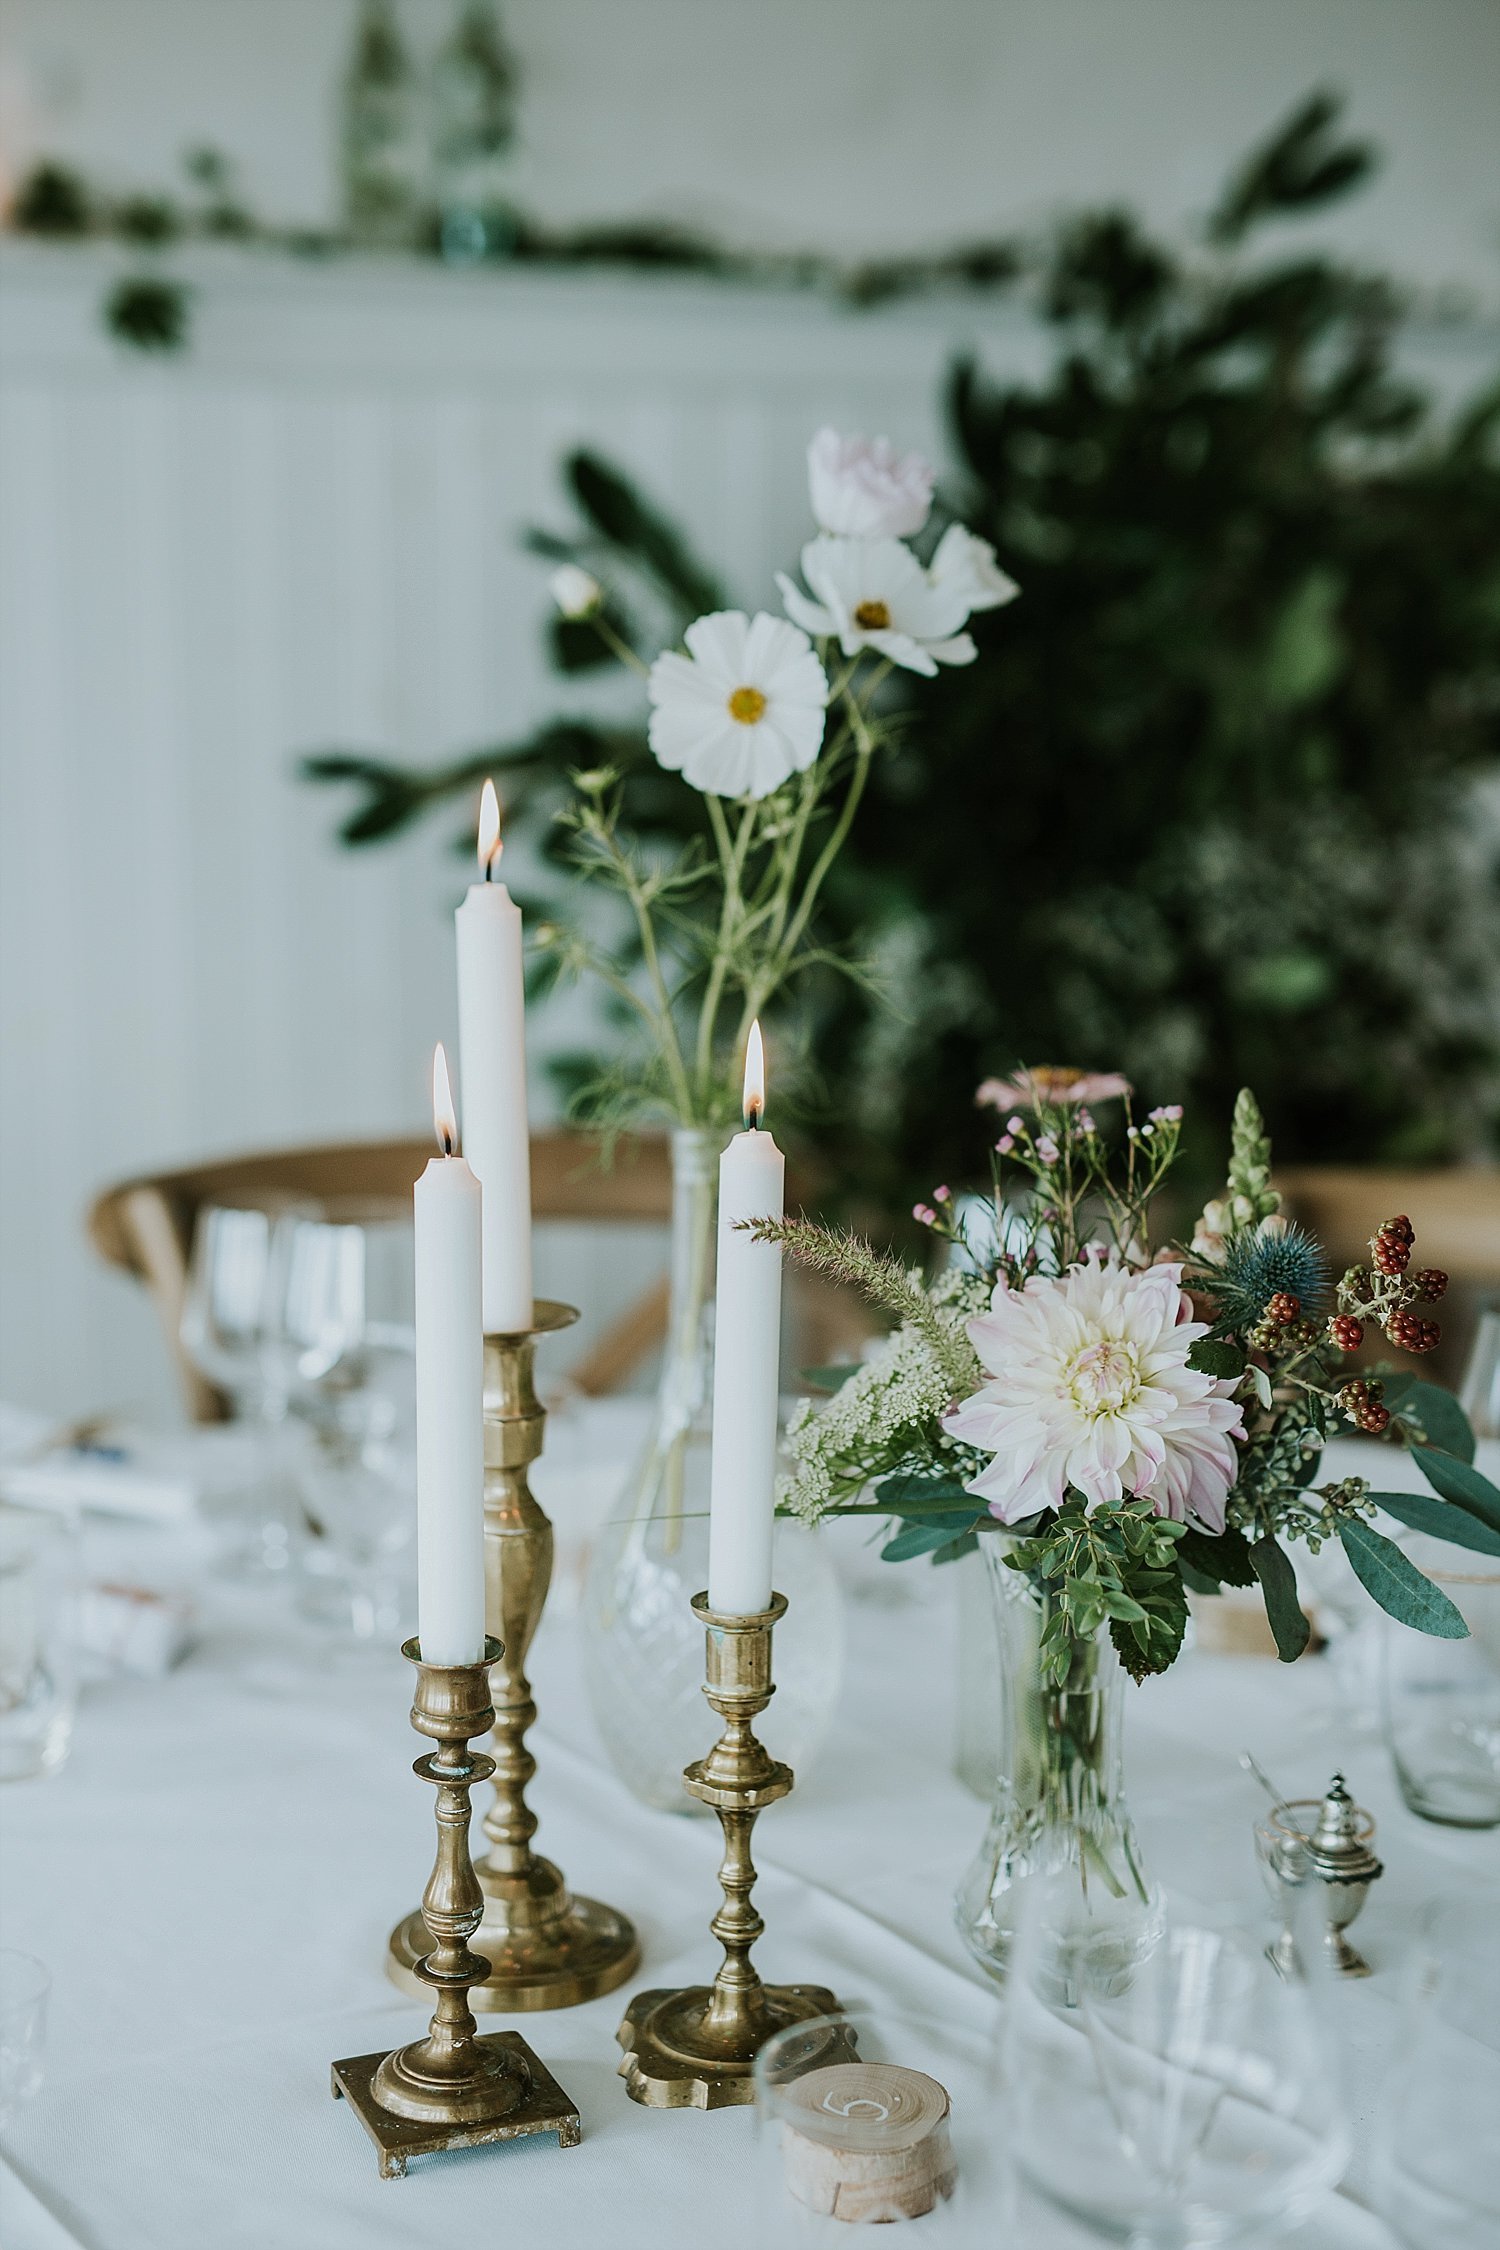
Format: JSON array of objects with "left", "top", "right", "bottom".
[
  {"left": 180, "top": 1203, "right": 295, "bottom": 1570},
  {"left": 1374, "top": 1895, "right": 1500, "bottom": 2248},
  {"left": 0, "top": 1505, "right": 78, "bottom": 1781},
  {"left": 1459, "top": 1302, "right": 1500, "bottom": 1440},
  {"left": 1002, "top": 1875, "right": 1349, "bottom": 2247},
  {"left": 294, "top": 1331, "right": 416, "bottom": 1643},
  {"left": 0, "top": 1951, "right": 50, "bottom": 2123},
  {"left": 1381, "top": 1555, "right": 1500, "bottom": 1828}
]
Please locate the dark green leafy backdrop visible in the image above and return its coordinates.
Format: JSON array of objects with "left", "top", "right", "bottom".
[{"left": 307, "top": 95, "right": 1500, "bottom": 1217}]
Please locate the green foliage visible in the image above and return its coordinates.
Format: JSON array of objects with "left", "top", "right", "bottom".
[
  {"left": 1414, "top": 1448, "right": 1500, "bottom": 1535},
  {"left": 1249, "top": 1536, "right": 1310, "bottom": 1661},
  {"left": 1381, "top": 1373, "right": 1476, "bottom": 1463},
  {"left": 1005, "top": 1498, "right": 1188, "bottom": 1685},
  {"left": 104, "top": 277, "right": 191, "bottom": 353},
  {"left": 303, "top": 92, "right": 1500, "bottom": 1205},
  {"left": 1176, "top": 1524, "right": 1257, "bottom": 1587},
  {"left": 1338, "top": 1518, "right": 1469, "bottom": 1637},
  {"left": 1368, "top": 1489, "right": 1500, "bottom": 1558}
]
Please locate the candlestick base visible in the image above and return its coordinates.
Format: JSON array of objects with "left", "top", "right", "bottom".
[
  {"left": 332, "top": 2032, "right": 581, "bottom": 2177},
  {"left": 617, "top": 1982, "right": 843, "bottom": 2110},
  {"left": 387, "top": 1881, "right": 639, "bottom": 2013}
]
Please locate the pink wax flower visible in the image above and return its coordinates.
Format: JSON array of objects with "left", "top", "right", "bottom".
[{"left": 976, "top": 1067, "right": 1132, "bottom": 1111}]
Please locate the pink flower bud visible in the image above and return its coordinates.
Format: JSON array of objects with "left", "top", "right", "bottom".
[
  {"left": 996, "top": 1134, "right": 1015, "bottom": 1154},
  {"left": 933, "top": 1184, "right": 951, "bottom": 1203},
  {"left": 1036, "top": 1135, "right": 1060, "bottom": 1164},
  {"left": 912, "top": 1203, "right": 937, "bottom": 1226}
]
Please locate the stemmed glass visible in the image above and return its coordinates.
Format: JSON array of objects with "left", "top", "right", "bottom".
[
  {"left": 294, "top": 1331, "right": 416, "bottom": 1645},
  {"left": 1001, "top": 1873, "right": 1350, "bottom": 2247},
  {"left": 1374, "top": 1894, "right": 1500, "bottom": 2247},
  {"left": 180, "top": 1206, "right": 371, "bottom": 1573}
]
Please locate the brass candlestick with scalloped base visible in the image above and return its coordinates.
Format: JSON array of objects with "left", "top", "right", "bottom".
[
  {"left": 387, "top": 1303, "right": 639, "bottom": 2011},
  {"left": 334, "top": 1638, "right": 581, "bottom": 2177},
  {"left": 617, "top": 1591, "right": 841, "bottom": 2108}
]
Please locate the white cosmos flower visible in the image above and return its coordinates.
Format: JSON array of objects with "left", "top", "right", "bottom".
[
  {"left": 777, "top": 537, "right": 976, "bottom": 676},
  {"left": 807, "top": 427, "right": 934, "bottom": 539},
  {"left": 943, "top": 1256, "right": 1243, "bottom": 1529},
  {"left": 929, "top": 524, "right": 1020, "bottom": 614},
  {"left": 647, "top": 610, "right": 827, "bottom": 800}
]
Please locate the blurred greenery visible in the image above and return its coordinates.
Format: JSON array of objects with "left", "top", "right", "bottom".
[{"left": 304, "top": 92, "right": 1500, "bottom": 1215}]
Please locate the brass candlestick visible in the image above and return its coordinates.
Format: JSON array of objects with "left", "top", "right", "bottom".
[
  {"left": 388, "top": 1303, "right": 639, "bottom": 2011},
  {"left": 617, "top": 1591, "right": 839, "bottom": 2108},
  {"left": 333, "top": 1638, "right": 581, "bottom": 2177}
]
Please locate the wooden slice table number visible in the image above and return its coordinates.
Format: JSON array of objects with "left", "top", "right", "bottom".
[{"left": 779, "top": 2061, "right": 957, "bottom": 2223}]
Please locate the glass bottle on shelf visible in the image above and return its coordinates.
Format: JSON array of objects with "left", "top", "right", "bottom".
[
  {"left": 340, "top": 0, "right": 424, "bottom": 251},
  {"left": 428, "top": 1, "right": 520, "bottom": 262}
]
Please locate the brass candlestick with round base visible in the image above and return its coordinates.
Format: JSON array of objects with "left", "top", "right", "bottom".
[
  {"left": 333, "top": 1639, "right": 581, "bottom": 2178},
  {"left": 617, "top": 1592, "right": 840, "bottom": 2108},
  {"left": 388, "top": 1303, "right": 640, "bottom": 2012}
]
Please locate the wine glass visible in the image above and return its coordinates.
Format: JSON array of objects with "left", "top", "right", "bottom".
[
  {"left": 181, "top": 1204, "right": 297, "bottom": 1570},
  {"left": 1002, "top": 1873, "right": 1350, "bottom": 2247},
  {"left": 1374, "top": 1894, "right": 1500, "bottom": 2247},
  {"left": 294, "top": 1332, "right": 416, "bottom": 1645}
]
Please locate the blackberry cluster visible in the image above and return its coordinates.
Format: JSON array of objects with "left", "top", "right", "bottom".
[
  {"left": 1338, "top": 1379, "right": 1390, "bottom": 1436},
  {"left": 1332, "top": 1215, "right": 1443, "bottom": 1359}
]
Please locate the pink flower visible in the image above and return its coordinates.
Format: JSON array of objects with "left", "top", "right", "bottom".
[
  {"left": 913, "top": 1203, "right": 937, "bottom": 1227},
  {"left": 1035, "top": 1136, "right": 1060, "bottom": 1164},
  {"left": 996, "top": 1134, "right": 1016, "bottom": 1155},
  {"left": 976, "top": 1067, "right": 1132, "bottom": 1111},
  {"left": 933, "top": 1184, "right": 952, "bottom": 1204},
  {"left": 944, "top": 1258, "right": 1243, "bottom": 1528},
  {"left": 806, "top": 427, "right": 934, "bottom": 540},
  {"left": 1148, "top": 1104, "right": 1183, "bottom": 1125}
]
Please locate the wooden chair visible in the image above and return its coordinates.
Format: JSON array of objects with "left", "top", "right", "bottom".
[
  {"left": 88, "top": 1132, "right": 876, "bottom": 1420},
  {"left": 88, "top": 1132, "right": 676, "bottom": 1421}
]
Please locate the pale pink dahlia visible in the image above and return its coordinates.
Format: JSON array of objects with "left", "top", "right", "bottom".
[{"left": 944, "top": 1257, "right": 1243, "bottom": 1528}]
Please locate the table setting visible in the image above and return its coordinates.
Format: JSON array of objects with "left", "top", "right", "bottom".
[{"left": 3, "top": 424, "right": 1498, "bottom": 2250}]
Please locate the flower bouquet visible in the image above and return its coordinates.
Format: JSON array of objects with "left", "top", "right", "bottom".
[
  {"left": 551, "top": 428, "right": 1021, "bottom": 1806},
  {"left": 755, "top": 1073, "right": 1497, "bottom": 1972}
]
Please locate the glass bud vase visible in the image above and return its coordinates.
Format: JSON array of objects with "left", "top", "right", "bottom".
[
  {"left": 581, "top": 1127, "right": 845, "bottom": 1812},
  {"left": 956, "top": 1535, "right": 1160, "bottom": 1982}
]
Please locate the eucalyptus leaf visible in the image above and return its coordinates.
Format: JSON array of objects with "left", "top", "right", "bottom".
[
  {"left": 1379, "top": 1375, "right": 1475, "bottom": 1464},
  {"left": 1368, "top": 1491, "right": 1500, "bottom": 1558},
  {"left": 930, "top": 1531, "right": 980, "bottom": 1566},
  {"left": 1415, "top": 1449, "right": 1500, "bottom": 1535},
  {"left": 873, "top": 1472, "right": 971, "bottom": 1513},
  {"left": 1178, "top": 1525, "right": 1258, "bottom": 1588},
  {"left": 880, "top": 1514, "right": 981, "bottom": 1562},
  {"left": 1180, "top": 1562, "right": 1225, "bottom": 1596},
  {"left": 1339, "top": 1519, "right": 1469, "bottom": 1638},
  {"left": 1250, "top": 1537, "right": 1310, "bottom": 1662}
]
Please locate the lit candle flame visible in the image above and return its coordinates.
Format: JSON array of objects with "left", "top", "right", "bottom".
[
  {"left": 432, "top": 1043, "right": 458, "bottom": 1156},
  {"left": 742, "top": 1020, "right": 765, "bottom": 1129},
  {"left": 477, "top": 778, "right": 503, "bottom": 879}
]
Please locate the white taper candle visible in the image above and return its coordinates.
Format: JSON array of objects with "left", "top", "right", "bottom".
[
  {"left": 707, "top": 1022, "right": 785, "bottom": 1616},
  {"left": 456, "top": 779, "right": 534, "bottom": 1334},
  {"left": 413, "top": 1044, "right": 487, "bottom": 1665}
]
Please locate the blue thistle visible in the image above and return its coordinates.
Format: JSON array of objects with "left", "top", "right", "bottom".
[{"left": 1209, "top": 1225, "right": 1329, "bottom": 1335}]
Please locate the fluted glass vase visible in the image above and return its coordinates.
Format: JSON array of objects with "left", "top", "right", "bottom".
[
  {"left": 956, "top": 1534, "right": 1160, "bottom": 1982},
  {"left": 581, "top": 1127, "right": 844, "bottom": 1812}
]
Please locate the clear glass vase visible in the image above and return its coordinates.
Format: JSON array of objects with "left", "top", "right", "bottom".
[
  {"left": 581, "top": 1126, "right": 845, "bottom": 1812},
  {"left": 956, "top": 1535, "right": 1159, "bottom": 1983}
]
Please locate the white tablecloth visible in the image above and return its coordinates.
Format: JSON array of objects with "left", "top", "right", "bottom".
[{"left": 1, "top": 1413, "right": 1494, "bottom": 2250}]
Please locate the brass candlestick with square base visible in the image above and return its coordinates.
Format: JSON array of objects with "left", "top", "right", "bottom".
[
  {"left": 335, "top": 1638, "right": 581, "bottom": 2178},
  {"left": 388, "top": 1303, "right": 639, "bottom": 2011},
  {"left": 617, "top": 1592, "right": 840, "bottom": 2108}
]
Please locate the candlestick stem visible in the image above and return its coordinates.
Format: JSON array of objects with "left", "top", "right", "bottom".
[
  {"left": 388, "top": 1303, "right": 639, "bottom": 2010},
  {"left": 616, "top": 1592, "right": 841, "bottom": 2107}
]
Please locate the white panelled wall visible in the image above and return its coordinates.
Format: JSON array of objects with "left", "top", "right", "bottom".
[{"left": 0, "top": 247, "right": 1040, "bottom": 1419}]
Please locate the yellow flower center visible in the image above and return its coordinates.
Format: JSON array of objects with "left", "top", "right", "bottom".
[
  {"left": 1064, "top": 1339, "right": 1143, "bottom": 1419},
  {"left": 727, "top": 685, "right": 767, "bottom": 725},
  {"left": 854, "top": 599, "right": 892, "bottom": 630}
]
